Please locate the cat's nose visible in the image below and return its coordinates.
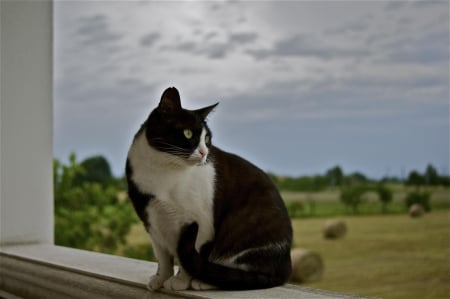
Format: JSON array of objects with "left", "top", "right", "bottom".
[{"left": 199, "top": 147, "right": 208, "bottom": 158}]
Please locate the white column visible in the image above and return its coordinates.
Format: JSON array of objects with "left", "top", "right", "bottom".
[{"left": 0, "top": 1, "right": 53, "bottom": 245}]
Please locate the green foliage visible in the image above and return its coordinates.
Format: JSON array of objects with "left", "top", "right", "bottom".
[
  {"left": 54, "top": 153, "right": 138, "bottom": 253},
  {"left": 405, "top": 191, "right": 431, "bottom": 212},
  {"left": 376, "top": 184, "right": 393, "bottom": 213},
  {"left": 344, "top": 171, "right": 369, "bottom": 185},
  {"left": 271, "top": 175, "right": 327, "bottom": 192},
  {"left": 340, "top": 185, "right": 367, "bottom": 213},
  {"left": 405, "top": 164, "right": 450, "bottom": 187},
  {"left": 325, "top": 166, "right": 344, "bottom": 186},
  {"left": 77, "top": 155, "right": 113, "bottom": 185},
  {"left": 122, "top": 244, "right": 155, "bottom": 261},
  {"left": 406, "top": 170, "right": 425, "bottom": 187},
  {"left": 339, "top": 184, "right": 394, "bottom": 214},
  {"left": 285, "top": 201, "right": 304, "bottom": 218}
]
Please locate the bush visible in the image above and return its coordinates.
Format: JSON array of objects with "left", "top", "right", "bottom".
[
  {"left": 405, "top": 191, "right": 431, "bottom": 212},
  {"left": 122, "top": 244, "right": 155, "bottom": 261},
  {"left": 54, "top": 153, "right": 138, "bottom": 253}
]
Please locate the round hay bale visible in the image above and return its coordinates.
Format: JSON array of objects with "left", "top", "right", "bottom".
[
  {"left": 409, "top": 203, "right": 425, "bottom": 218},
  {"left": 290, "top": 248, "right": 324, "bottom": 283},
  {"left": 323, "top": 219, "right": 347, "bottom": 239}
]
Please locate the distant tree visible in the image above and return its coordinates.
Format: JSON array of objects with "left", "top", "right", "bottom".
[
  {"left": 424, "top": 164, "right": 439, "bottom": 186},
  {"left": 340, "top": 185, "right": 366, "bottom": 213},
  {"left": 77, "top": 155, "right": 113, "bottom": 185},
  {"left": 297, "top": 175, "right": 327, "bottom": 192},
  {"left": 326, "top": 166, "right": 344, "bottom": 186},
  {"left": 345, "top": 172, "right": 368, "bottom": 185},
  {"left": 376, "top": 184, "right": 393, "bottom": 213},
  {"left": 381, "top": 176, "right": 401, "bottom": 184},
  {"left": 406, "top": 170, "right": 425, "bottom": 188}
]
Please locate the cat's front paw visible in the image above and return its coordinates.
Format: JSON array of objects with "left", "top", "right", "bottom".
[
  {"left": 147, "top": 274, "right": 165, "bottom": 291},
  {"left": 163, "top": 275, "right": 191, "bottom": 291},
  {"left": 191, "top": 279, "right": 216, "bottom": 290}
]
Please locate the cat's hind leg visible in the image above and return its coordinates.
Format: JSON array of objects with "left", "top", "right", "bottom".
[{"left": 148, "top": 243, "right": 174, "bottom": 291}]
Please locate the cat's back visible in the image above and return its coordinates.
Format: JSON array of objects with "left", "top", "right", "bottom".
[
  {"left": 210, "top": 146, "right": 276, "bottom": 191},
  {"left": 209, "top": 145, "right": 288, "bottom": 215}
]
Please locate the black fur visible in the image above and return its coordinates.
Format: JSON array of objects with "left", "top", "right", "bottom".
[
  {"left": 178, "top": 223, "right": 290, "bottom": 290},
  {"left": 177, "top": 145, "right": 293, "bottom": 290}
]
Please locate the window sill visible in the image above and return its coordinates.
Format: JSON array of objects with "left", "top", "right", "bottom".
[{"left": 0, "top": 244, "right": 371, "bottom": 299}]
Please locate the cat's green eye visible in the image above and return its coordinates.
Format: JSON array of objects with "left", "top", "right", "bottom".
[
  {"left": 183, "top": 129, "right": 193, "bottom": 139},
  {"left": 205, "top": 135, "right": 210, "bottom": 144}
]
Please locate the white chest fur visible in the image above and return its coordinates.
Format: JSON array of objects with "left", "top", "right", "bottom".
[{"left": 127, "top": 131, "right": 216, "bottom": 256}]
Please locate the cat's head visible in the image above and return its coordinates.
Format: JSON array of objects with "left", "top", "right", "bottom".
[{"left": 145, "top": 87, "right": 218, "bottom": 166}]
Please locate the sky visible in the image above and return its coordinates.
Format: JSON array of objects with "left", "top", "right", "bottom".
[{"left": 53, "top": 0, "right": 449, "bottom": 179}]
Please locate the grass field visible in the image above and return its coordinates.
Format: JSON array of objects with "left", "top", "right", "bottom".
[
  {"left": 281, "top": 186, "right": 449, "bottom": 217},
  {"left": 292, "top": 211, "right": 449, "bottom": 299}
]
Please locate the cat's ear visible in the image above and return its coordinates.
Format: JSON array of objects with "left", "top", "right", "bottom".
[
  {"left": 195, "top": 102, "right": 219, "bottom": 120},
  {"left": 159, "top": 87, "right": 182, "bottom": 114}
]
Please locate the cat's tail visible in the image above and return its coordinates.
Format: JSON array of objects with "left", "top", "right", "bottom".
[{"left": 177, "top": 222, "right": 291, "bottom": 290}]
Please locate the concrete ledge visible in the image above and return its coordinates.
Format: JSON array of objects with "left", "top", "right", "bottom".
[{"left": 0, "top": 244, "right": 373, "bottom": 299}]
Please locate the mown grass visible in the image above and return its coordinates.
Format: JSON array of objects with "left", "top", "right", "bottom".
[{"left": 292, "top": 211, "right": 450, "bottom": 299}]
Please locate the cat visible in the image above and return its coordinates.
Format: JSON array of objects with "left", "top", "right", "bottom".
[{"left": 126, "top": 87, "right": 292, "bottom": 291}]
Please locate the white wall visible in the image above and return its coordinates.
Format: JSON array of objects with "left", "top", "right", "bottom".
[{"left": 0, "top": 1, "right": 53, "bottom": 244}]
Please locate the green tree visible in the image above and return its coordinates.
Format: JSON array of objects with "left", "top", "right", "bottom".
[
  {"left": 54, "top": 153, "right": 137, "bottom": 253},
  {"left": 340, "top": 185, "right": 366, "bottom": 213},
  {"left": 345, "top": 172, "right": 369, "bottom": 185},
  {"left": 424, "top": 164, "right": 439, "bottom": 186},
  {"left": 326, "top": 165, "right": 344, "bottom": 186},
  {"left": 376, "top": 184, "right": 393, "bottom": 213},
  {"left": 77, "top": 155, "right": 113, "bottom": 185},
  {"left": 406, "top": 170, "right": 425, "bottom": 188}
]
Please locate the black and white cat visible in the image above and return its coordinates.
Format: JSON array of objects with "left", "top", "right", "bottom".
[{"left": 126, "top": 87, "right": 292, "bottom": 291}]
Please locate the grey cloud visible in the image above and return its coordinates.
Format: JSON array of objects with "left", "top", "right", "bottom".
[
  {"left": 247, "top": 34, "right": 369, "bottom": 60},
  {"left": 387, "top": 31, "right": 449, "bottom": 64},
  {"left": 204, "top": 42, "right": 229, "bottom": 59},
  {"left": 164, "top": 31, "right": 259, "bottom": 59},
  {"left": 204, "top": 31, "right": 218, "bottom": 41},
  {"left": 75, "top": 14, "right": 123, "bottom": 46},
  {"left": 140, "top": 32, "right": 161, "bottom": 48},
  {"left": 325, "top": 19, "right": 369, "bottom": 36},
  {"left": 384, "top": 1, "right": 408, "bottom": 11},
  {"left": 229, "top": 32, "right": 258, "bottom": 44}
]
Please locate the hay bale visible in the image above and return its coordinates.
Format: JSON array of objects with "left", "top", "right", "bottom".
[
  {"left": 409, "top": 203, "right": 425, "bottom": 218},
  {"left": 323, "top": 219, "right": 347, "bottom": 239},
  {"left": 290, "top": 248, "right": 324, "bottom": 283}
]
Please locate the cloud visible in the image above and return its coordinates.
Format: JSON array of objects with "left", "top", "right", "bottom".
[
  {"left": 140, "top": 32, "right": 161, "bottom": 48},
  {"left": 247, "top": 34, "right": 369, "bottom": 60},
  {"left": 163, "top": 31, "right": 259, "bottom": 59},
  {"left": 383, "top": 1, "right": 408, "bottom": 11},
  {"left": 229, "top": 32, "right": 258, "bottom": 44},
  {"left": 387, "top": 31, "right": 449, "bottom": 65},
  {"left": 74, "top": 14, "right": 123, "bottom": 46}
]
